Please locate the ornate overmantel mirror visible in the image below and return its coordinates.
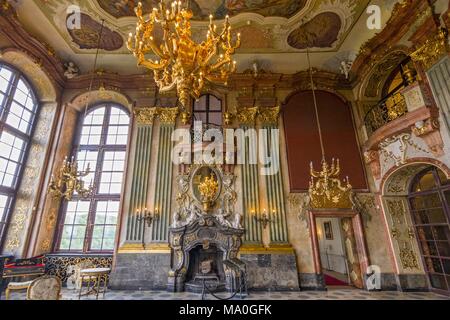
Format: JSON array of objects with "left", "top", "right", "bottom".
[
  {"left": 191, "top": 166, "right": 222, "bottom": 212},
  {"left": 172, "top": 164, "right": 242, "bottom": 230}
]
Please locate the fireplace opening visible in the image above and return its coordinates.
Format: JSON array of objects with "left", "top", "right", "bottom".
[{"left": 184, "top": 243, "right": 226, "bottom": 292}]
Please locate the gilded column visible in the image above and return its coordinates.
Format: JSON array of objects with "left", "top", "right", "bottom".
[
  {"left": 237, "top": 107, "right": 262, "bottom": 244},
  {"left": 151, "top": 108, "right": 179, "bottom": 242},
  {"left": 126, "top": 108, "right": 158, "bottom": 242},
  {"left": 260, "top": 107, "right": 289, "bottom": 244}
]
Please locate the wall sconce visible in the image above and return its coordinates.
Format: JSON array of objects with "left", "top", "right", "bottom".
[
  {"left": 136, "top": 207, "right": 160, "bottom": 227},
  {"left": 136, "top": 207, "right": 160, "bottom": 249},
  {"left": 253, "top": 209, "right": 273, "bottom": 230}
]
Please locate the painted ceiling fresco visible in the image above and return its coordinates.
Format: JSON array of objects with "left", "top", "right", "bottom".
[
  {"left": 97, "top": 0, "right": 308, "bottom": 20},
  {"left": 67, "top": 13, "right": 124, "bottom": 51},
  {"left": 287, "top": 12, "right": 342, "bottom": 49}
]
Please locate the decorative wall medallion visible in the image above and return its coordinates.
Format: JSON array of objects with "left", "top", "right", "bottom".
[
  {"left": 288, "top": 12, "right": 342, "bottom": 49},
  {"left": 66, "top": 13, "right": 124, "bottom": 51},
  {"left": 379, "top": 133, "right": 428, "bottom": 167}
]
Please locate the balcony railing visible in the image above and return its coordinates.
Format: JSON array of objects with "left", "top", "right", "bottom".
[{"left": 364, "top": 91, "right": 408, "bottom": 136}]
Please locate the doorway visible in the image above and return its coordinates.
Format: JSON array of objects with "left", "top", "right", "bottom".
[
  {"left": 310, "top": 210, "right": 368, "bottom": 290},
  {"left": 316, "top": 217, "right": 351, "bottom": 287}
]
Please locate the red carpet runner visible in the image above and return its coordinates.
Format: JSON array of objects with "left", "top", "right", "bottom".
[{"left": 324, "top": 274, "right": 348, "bottom": 286}]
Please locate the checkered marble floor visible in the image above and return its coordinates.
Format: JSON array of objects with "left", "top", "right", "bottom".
[{"left": 2, "top": 287, "right": 449, "bottom": 300}]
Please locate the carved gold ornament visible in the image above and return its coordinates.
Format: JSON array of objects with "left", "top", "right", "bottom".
[
  {"left": 309, "top": 159, "right": 353, "bottom": 209},
  {"left": 127, "top": 1, "right": 240, "bottom": 108},
  {"left": 158, "top": 107, "right": 179, "bottom": 125},
  {"left": 134, "top": 107, "right": 158, "bottom": 125},
  {"left": 411, "top": 28, "right": 449, "bottom": 70},
  {"left": 236, "top": 107, "right": 259, "bottom": 126},
  {"left": 48, "top": 156, "right": 94, "bottom": 201},
  {"left": 198, "top": 173, "right": 219, "bottom": 211}
]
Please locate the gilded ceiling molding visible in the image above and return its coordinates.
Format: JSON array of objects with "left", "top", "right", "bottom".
[
  {"left": 410, "top": 28, "right": 450, "bottom": 71},
  {"left": 351, "top": 0, "right": 431, "bottom": 85},
  {"left": 134, "top": 107, "right": 158, "bottom": 125},
  {"left": 158, "top": 107, "right": 179, "bottom": 125}
]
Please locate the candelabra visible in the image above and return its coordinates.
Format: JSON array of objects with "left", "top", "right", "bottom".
[{"left": 136, "top": 207, "right": 160, "bottom": 248}]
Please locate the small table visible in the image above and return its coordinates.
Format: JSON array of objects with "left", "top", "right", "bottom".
[{"left": 78, "top": 268, "right": 110, "bottom": 300}]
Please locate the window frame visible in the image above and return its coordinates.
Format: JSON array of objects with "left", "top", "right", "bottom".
[
  {"left": 0, "top": 62, "right": 40, "bottom": 250},
  {"left": 408, "top": 167, "right": 450, "bottom": 295},
  {"left": 192, "top": 94, "right": 223, "bottom": 128},
  {"left": 53, "top": 102, "right": 130, "bottom": 254}
]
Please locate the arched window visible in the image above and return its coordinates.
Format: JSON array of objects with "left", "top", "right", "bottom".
[
  {"left": 192, "top": 94, "right": 222, "bottom": 128},
  {"left": 408, "top": 167, "right": 450, "bottom": 294},
  {"left": 0, "top": 63, "right": 38, "bottom": 248},
  {"left": 55, "top": 103, "right": 130, "bottom": 253}
]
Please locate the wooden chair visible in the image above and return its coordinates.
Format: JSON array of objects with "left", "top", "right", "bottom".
[{"left": 26, "top": 276, "right": 62, "bottom": 300}]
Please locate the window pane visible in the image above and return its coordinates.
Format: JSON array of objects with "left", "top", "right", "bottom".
[
  {"left": 0, "top": 131, "right": 25, "bottom": 188},
  {"left": 59, "top": 201, "right": 89, "bottom": 251},
  {"left": 209, "top": 95, "right": 222, "bottom": 111},
  {"left": 91, "top": 201, "right": 119, "bottom": 251},
  {"left": 193, "top": 95, "right": 207, "bottom": 111},
  {"left": 83, "top": 107, "right": 105, "bottom": 125},
  {"left": 6, "top": 102, "right": 32, "bottom": 134},
  {"left": 109, "top": 107, "right": 130, "bottom": 125},
  {"left": 0, "top": 67, "right": 12, "bottom": 93},
  {"left": 0, "top": 194, "right": 9, "bottom": 222}
]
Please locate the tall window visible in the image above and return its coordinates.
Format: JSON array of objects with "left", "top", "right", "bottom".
[
  {"left": 0, "top": 63, "right": 38, "bottom": 248},
  {"left": 192, "top": 94, "right": 222, "bottom": 128},
  {"left": 55, "top": 104, "right": 130, "bottom": 253},
  {"left": 408, "top": 167, "right": 450, "bottom": 294}
]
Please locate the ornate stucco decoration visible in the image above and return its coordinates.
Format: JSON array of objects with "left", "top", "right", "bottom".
[
  {"left": 288, "top": 193, "right": 310, "bottom": 233},
  {"left": 411, "top": 118, "right": 444, "bottom": 157},
  {"left": 158, "top": 107, "right": 179, "bottom": 125},
  {"left": 171, "top": 165, "right": 242, "bottom": 230},
  {"left": 134, "top": 107, "right": 158, "bottom": 125},
  {"left": 258, "top": 106, "right": 280, "bottom": 126},
  {"left": 411, "top": 28, "right": 449, "bottom": 70},
  {"left": 378, "top": 133, "right": 428, "bottom": 167},
  {"left": 385, "top": 198, "right": 420, "bottom": 271},
  {"left": 364, "top": 150, "right": 381, "bottom": 180},
  {"left": 351, "top": 193, "right": 375, "bottom": 228}
]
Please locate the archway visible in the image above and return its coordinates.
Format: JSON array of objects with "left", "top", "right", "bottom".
[{"left": 381, "top": 160, "right": 450, "bottom": 293}]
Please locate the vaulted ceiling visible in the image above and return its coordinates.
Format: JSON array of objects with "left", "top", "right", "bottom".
[{"left": 11, "top": 0, "right": 399, "bottom": 75}]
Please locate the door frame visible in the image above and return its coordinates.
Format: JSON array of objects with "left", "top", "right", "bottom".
[{"left": 309, "top": 209, "right": 370, "bottom": 289}]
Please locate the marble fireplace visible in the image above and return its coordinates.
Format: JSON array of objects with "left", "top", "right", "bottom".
[{"left": 168, "top": 215, "right": 245, "bottom": 292}]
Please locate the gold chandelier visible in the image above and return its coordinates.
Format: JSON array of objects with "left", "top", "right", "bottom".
[
  {"left": 127, "top": 1, "right": 241, "bottom": 107},
  {"left": 48, "top": 157, "right": 94, "bottom": 201},
  {"left": 306, "top": 48, "right": 353, "bottom": 209}
]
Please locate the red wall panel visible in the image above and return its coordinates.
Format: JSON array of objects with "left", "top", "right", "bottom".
[{"left": 283, "top": 90, "right": 367, "bottom": 191}]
